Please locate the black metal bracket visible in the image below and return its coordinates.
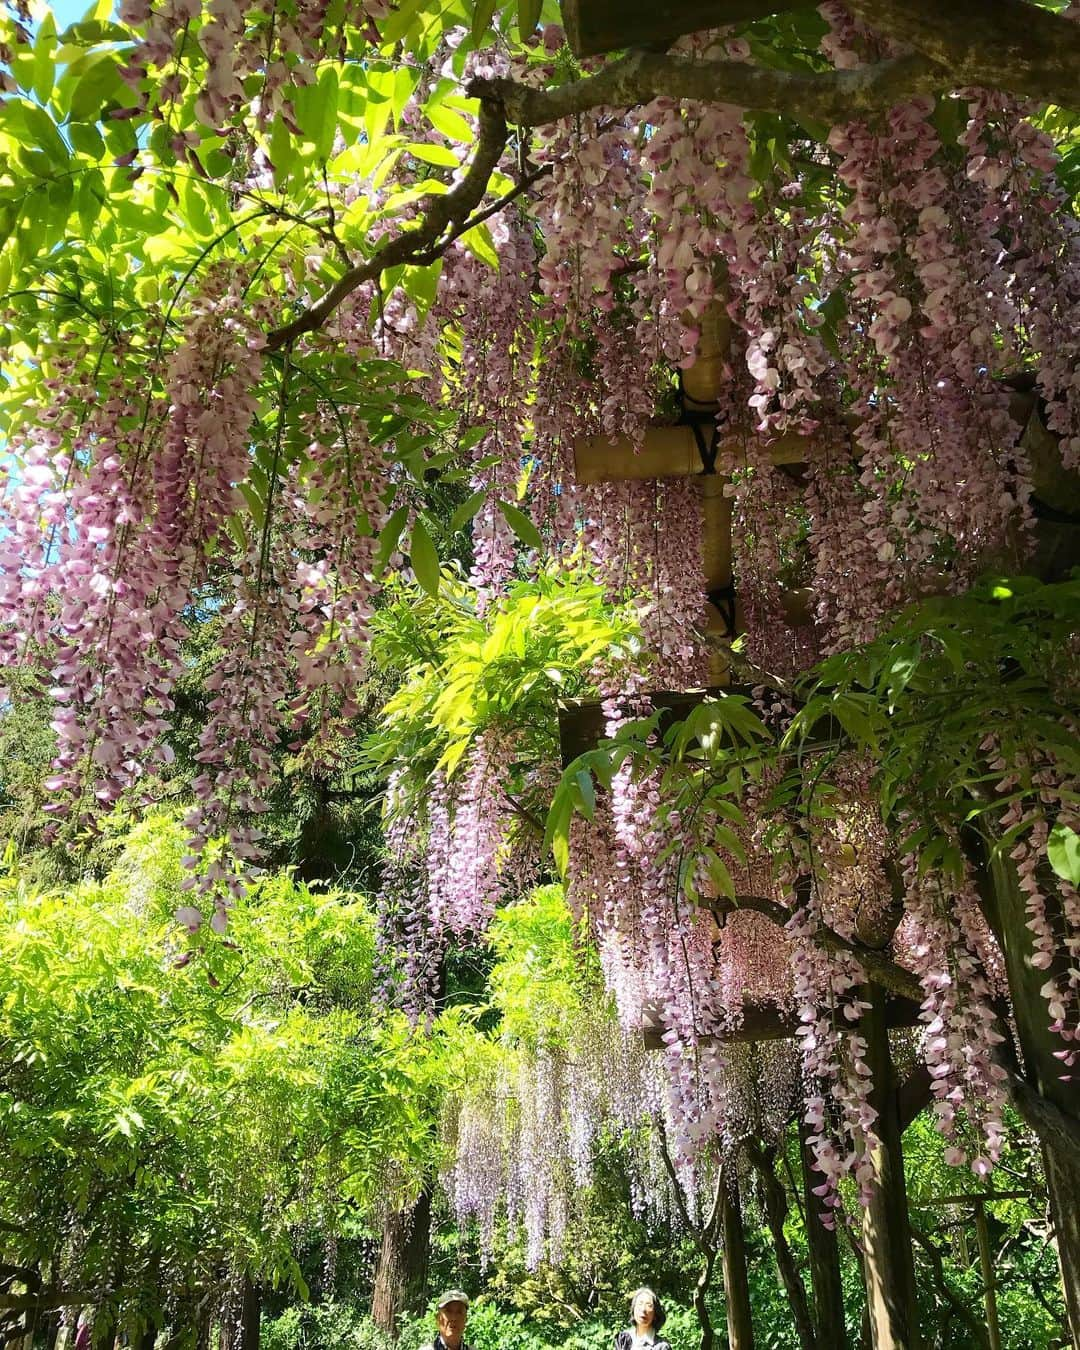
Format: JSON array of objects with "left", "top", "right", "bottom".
[
  {"left": 688, "top": 418, "right": 720, "bottom": 475},
  {"left": 676, "top": 367, "right": 722, "bottom": 474},
  {"left": 707, "top": 581, "right": 737, "bottom": 638}
]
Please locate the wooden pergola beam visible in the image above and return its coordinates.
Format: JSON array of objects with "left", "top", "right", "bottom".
[
  {"left": 553, "top": 0, "right": 1080, "bottom": 111},
  {"left": 560, "top": 0, "right": 815, "bottom": 59},
  {"left": 573, "top": 423, "right": 812, "bottom": 484},
  {"left": 640, "top": 993, "right": 922, "bottom": 1049},
  {"left": 574, "top": 386, "right": 1042, "bottom": 487}
]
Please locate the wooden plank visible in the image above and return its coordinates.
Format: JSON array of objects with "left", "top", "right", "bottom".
[{"left": 559, "top": 0, "right": 814, "bottom": 58}]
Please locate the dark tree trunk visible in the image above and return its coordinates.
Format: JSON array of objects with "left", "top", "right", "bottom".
[
  {"left": 239, "top": 1279, "right": 259, "bottom": 1350},
  {"left": 799, "top": 1117, "right": 848, "bottom": 1350},
  {"left": 1044, "top": 1142, "right": 1080, "bottom": 1349},
  {"left": 720, "top": 1174, "right": 755, "bottom": 1350},
  {"left": 371, "top": 1188, "right": 432, "bottom": 1339},
  {"left": 93, "top": 1312, "right": 116, "bottom": 1350},
  {"left": 860, "top": 1302, "right": 873, "bottom": 1350},
  {"left": 747, "top": 1142, "right": 816, "bottom": 1350},
  {"left": 164, "top": 1300, "right": 193, "bottom": 1350},
  {"left": 861, "top": 983, "right": 921, "bottom": 1350},
  {"left": 655, "top": 1134, "right": 727, "bottom": 1350}
]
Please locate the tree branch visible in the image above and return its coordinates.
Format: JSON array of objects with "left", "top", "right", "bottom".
[
  {"left": 562, "top": 0, "right": 816, "bottom": 58},
  {"left": 843, "top": 0, "right": 1080, "bottom": 109},
  {"left": 264, "top": 100, "right": 512, "bottom": 351},
  {"left": 909, "top": 1221, "right": 991, "bottom": 1350},
  {"left": 897, "top": 1062, "right": 933, "bottom": 1132},
  {"left": 263, "top": 4, "right": 1080, "bottom": 351},
  {"left": 0, "top": 1290, "right": 106, "bottom": 1314},
  {"left": 502, "top": 789, "right": 546, "bottom": 837},
  {"left": 1001, "top": 1064, "right": 1080, "bottom": 1157},
  {"left": 746, "top": 1141, "right": 817, "bottom": 1350},
  {"left": 261, "top": 2, "right": 1080, "bottom": 349},
  {"left": 655, "top": 1118, "right": 709, "bottom": 1254},
  {"left": 467, "top": 48, "right": 943, "bottom": 130}
]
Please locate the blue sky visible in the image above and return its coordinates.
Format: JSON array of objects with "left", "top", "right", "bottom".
[{"left": 50, "top": 0, "right": 114, "bottom": 29}]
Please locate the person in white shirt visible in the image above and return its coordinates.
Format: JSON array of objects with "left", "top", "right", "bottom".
[{"left": 612, "top": 1287, "right": 671, "bottom": 1350}]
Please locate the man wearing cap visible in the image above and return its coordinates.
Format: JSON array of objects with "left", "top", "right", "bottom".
[{"left": 431, "top": 1290, "right": 472, "bottom": 1350}]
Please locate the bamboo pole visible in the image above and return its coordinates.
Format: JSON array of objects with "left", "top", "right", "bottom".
[
  {"left": 573, "top": 424, "right": 813, "bottom": 483},
  {"left": 974, "top": 1200, "right": 1002, "bottom": 1350},
  {"left": 575, "top": 424, "right": 703, "bottom": 483},
  {"left": 861, "top": 983, "right": 922, "bottom": 1350},
  {"left": 701, "top": 472, "right": 735, "bottom": 685},
  {"left": 683, "top": 297, "right": 731, "bottom": 409}
]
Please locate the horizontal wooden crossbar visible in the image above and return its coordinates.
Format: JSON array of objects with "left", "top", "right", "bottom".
[
  {"left": 573, "top": 423, "right": 817, "bottom": 484},
  {"left": 640, "top": 993, "right": 922, "bottom": 1048}
]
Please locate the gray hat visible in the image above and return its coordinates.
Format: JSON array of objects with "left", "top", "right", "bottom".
[{"left": 437, "top": 1290, "right": 469, "bottom": 1310}]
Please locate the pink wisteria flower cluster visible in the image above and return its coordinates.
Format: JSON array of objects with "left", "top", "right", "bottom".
[{"left": 118, "top": 0, "right": 391, "bottom": 132}]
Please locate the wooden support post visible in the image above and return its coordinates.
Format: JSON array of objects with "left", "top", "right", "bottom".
[
  {"left": 861, "top": 983, "right": 921, "bottom": 1350},
  {"left": 975, "top": 844, "right": 1080, "bottom": 1349},
  {"left": 799, "top": 1117, "right": 848, "bottom": 1350},
  {"left": 683, "top": 296, "right": 731, "bottom": 409},
  {"left": 973, "top": 1199, "right": 1002, "bottom": 1350},
  {"left": 701, "top": 472, "right": 735, "bottom": 685},
  {"left": 720, "top": 1174, "right": 755, "bottom": 1350}
]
